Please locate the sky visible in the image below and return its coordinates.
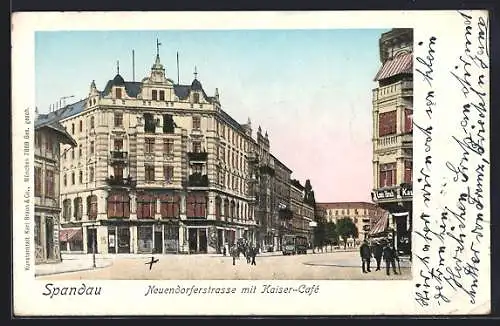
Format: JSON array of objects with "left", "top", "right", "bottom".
[{"left": 35, "top": 29, "right": 388, "bottom": 203}]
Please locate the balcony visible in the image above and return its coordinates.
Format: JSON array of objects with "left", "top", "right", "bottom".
[
  {"left": 105, "top": 176, "right": 136, "bottom": 188},
  {"left": 109, "top": 151, "right": 128, "bottom": 165},
  {"left": 375, "top": 133, "right": 413, "bottom": 153},
  {"left": 188, "top": 152, "right": 208, "bottom": 162},
  {"left": 372, "top": 80, "right": 413, "bottom": 102},
  {"left": 187, "top": 173, "right": 209, "bottom": 187},
  {"left": 259, "top": 164, "right": 275, "bottom": 176}
]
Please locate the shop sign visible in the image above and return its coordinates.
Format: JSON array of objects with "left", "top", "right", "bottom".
[
  {"left": 375, "top": 189, "right": 397, "bottom": 200},
  {"left": 400, "top": 184, "right": 413, "bottom": 197}
]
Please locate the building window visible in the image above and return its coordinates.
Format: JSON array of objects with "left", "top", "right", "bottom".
[
  {"left": 90, "top": 141, "right": 94, "bottom": 154},
  {"left": 145, "top": 165, "right": 155, "bottom": 182},
  {"left": 114, "top": 112, "right": 123, "bottom": 127},
  {"left": 163, "top": 165, "right": 174, "bottom": 183},
  {"left": 79, "top": 120, "right": 83, "bottom": 132},
  {"left": 379, "top": 163, "right": 396, "bottom": 187},
  {"left": 73, "top": 197, "right": 83, "bottom": 220},
  {"left": 144, "top": 113, "right": 156, "bottom": 133},
  {"left": 113, "top": 166, "right": 123, "bottom": 180},
  {"left": 145, "top": 138, "right": 155, "bottom": 153},
  {"left": 405, "top": 108, "right": 413, "bottom": 133},
  {"left": 192, "top": 141, "right": 201, "bottom": 153},
  {"left": 89, "top": 167, "right": 94, "bottom": 182},
  {"left": 221, "top": 124, "right": 225, "bottom": 138},
  {"left": 186, "top": 194, "right": 207, "bottom": 218},
  {"left": 107, "top": 193, "right": 130, "bottom": 218},
  {"left": 79, "top": 170, "right": 83, "bottom": 184},
  {"left": 34, "top": 166, "right": 42, "bottom": 196},
  {"left": 163, "top": 114, "right": 175, "bottom": 133},
  {"left": 116, "top": 88, "right": 122, "bottom": 99},
  {"left": 90, "top": 116, "right": 95, "bottom": 129},
  {"left": 63, "top": 199, "right": 71, "bottom": 221},
  {"left": 87, "top": 195, "right": 98, "bottom": 220},
  {"left": 159, "top": 90, "right": 165, "bottom": 101},
  {"left": 45, "top": 135, "right": 53, "bottom": 153},
  {"left": 45, "top": 170, "right": 54, "bottom": 198},
  {"left": 114, "top": 138, "right": 123, "bottom": 151},
  {"left": 71, "top": 123, "right": 75, "bottom": 134},
  {"left": 71, "top": 172, "right": 75, "bottom": 185},
  {"left": 192, "top": 116, "right": 201, "bottom": 130},
  {"left": 34, "top": 216, "right": 41, "bottom": 247},
  {"left": 379, "top": 110, "right": 397, "bottom": 137},
  {"left": 152, "top": 90, "right": 157, "bottom": 101},
  {"left": 215, "top": 197, "right": 222, "bottom": 220},
  {"left": 71, "top": 148, "right": 75, "bottom": 160},
  {"left": 404, "top": 161, "right": 413, "bottom": 183},
  {"left": 78, "top": 144, "right": 82, "bottom": 158},
  {"left": 160, "top": 194, "right": 180, "bottom": 219},
  {"left": 137, "top": 194, "right": 156, "bottom": 219},
  {"left": 193, "top": 93, "right": 200, "bottom": 104},
  {"left": 63, "top": 173, "right": 67, "bottom": 187},
  {"left": 164, "top": 139, "right": 174, "bottom": 154}
]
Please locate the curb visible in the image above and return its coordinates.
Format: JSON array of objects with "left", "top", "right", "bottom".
[{"left": 35, "top": 261, "right": 113, "bottom": 277}]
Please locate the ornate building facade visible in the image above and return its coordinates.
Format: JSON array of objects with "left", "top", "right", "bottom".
[
  {"left": 34, "top": 112, "right": 77, "bottom": 264},
  {"left": 316, "top": 202, "right": 386, "bottom": 246},
  {"left": 370, "top": 28, "right": 413, "bottom": 255},
  {"left": 47, "top": 47, "right": 314, "bottom": 255}
]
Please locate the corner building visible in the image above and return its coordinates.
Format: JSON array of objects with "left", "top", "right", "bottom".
[
  {"left": 371, "top": 28, "right": 413, "bottom": 255},
  {"left": 56, "top": 52, "right": 270, "bottom": 255}
]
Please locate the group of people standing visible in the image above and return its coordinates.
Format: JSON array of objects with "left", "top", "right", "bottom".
[
  {"left": 223, "top": 241, "right": 258, "bottom": 266},
  {"left": 359, "top": 239, "right": 399, "bottom": 276}
]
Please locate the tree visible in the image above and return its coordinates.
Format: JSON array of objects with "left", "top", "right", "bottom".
[
  {"left": 336, "top": 217, "right": 359, "bottom": 249},
  {"left": 324, "top": 221, "right": 338, "bottom": 251}
]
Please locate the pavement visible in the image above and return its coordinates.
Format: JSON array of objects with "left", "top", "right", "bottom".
[{"left": 36, "top": 250, "right": 412, "bottom": 280}]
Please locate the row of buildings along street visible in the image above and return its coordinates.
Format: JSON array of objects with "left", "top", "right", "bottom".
[{"left": 33, "top": 28, "right": 413, "bottom": 265}]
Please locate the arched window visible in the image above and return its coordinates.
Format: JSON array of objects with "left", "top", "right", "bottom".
[
  {"left": 63, "top": 199, "right": 71, "bottom": 221},
  {"left": 223, "top": 199, "right": 229, "bottom": 219},
  {"left": 230, "top": 200, "right": 236, "bottom": 220},
  {"left": 159, "top": 194, "right": 180, "bottom": 219},
  {"left": 73, "top": 197, "right": 83, "bottom": 220},
  {"left": 215, "top": 196, "right": 222, "bottom": 220},
  {"left": 86, "top": 195, "right": 98, "bottom": 220},
  {"left": 136, "top": 193, "right": 156, "bottom": 219},
  {"left": 186, "top": 193, "right": 207, "bottom": 218},
  {"left": 107, "top": 192, "right": 130, "bottom": 218}
]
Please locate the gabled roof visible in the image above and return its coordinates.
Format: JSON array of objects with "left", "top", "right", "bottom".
[
  {"left": 102, "top": 76, "right": 142, "bottom": 98},
  {"left": 35, "top": 114, "right": 77, "bottom": 147}
]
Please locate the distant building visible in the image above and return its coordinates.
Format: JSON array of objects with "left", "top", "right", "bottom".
[
  {"left": 34, "top": 111, "right": 77, "bottom": 264},
  {"left": 371, "top": 28, "right": 413, "bottom": 255},
  {"left": 289, "top": 180, "right": 314, "bottom": 245},
  {"left": 316, "top": 202, "right": 387, "bottom": 246}
]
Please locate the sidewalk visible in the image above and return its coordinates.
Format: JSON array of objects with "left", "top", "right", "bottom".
[{"left": 35, "top": 254, "right": 113, "bottom": 277}]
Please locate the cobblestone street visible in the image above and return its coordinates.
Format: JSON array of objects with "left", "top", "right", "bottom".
[{"left": 37, "top": 250, "right": 411, "bottom": 280}]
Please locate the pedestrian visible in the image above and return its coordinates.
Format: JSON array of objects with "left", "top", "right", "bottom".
[
  {"left": 359, "top": 240, "right": 371, "bottom": 273},
  {"left": 246, "top": 245, "right": 252, "bottom": 264},
  {"left": 222, "top": 245, "right": 227, "bottom": 256},
  {"left": 250, "top": 246, "right": 257, "bottom": 266},
  {"left": 231, "top": 243, "right": 238, "bottom": 266},
  {"left": 383, "top": 242, "right": 398, "bottom": 276},
  {"left": 372, "top": 240, "right": 383, "bottom": 271}
]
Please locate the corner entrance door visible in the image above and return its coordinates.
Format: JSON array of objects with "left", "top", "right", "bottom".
[
  {"left": 117, "top": 227, "right": 130, "bottom": 253},
  {"left": 87, "top": 228, "right": 97, "bottom": 254},
  {"left": 153, "top": 231, "right": 162, "bottom": 254}
]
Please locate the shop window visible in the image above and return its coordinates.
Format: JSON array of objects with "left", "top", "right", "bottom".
[
  {"left": 34, "top": 216, "right": 41, "bottom": 246},
  {"left": 160, "top": 194, "right": 180, "bottom": 219},
  {"left": 107, "top": 193, "right": 131, "bottom": 218},
  {"left": 138, "top": 226, "right": 153, "bottom": 253},
  {"left": 379, "top": 110, "right": 397, "bottom": 137}
]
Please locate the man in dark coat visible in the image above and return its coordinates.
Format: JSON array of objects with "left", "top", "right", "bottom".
[
  {"left": 250, "top": 246, "right": 257, "bottom": 266},
  {"left": 372, "top": 241, "right": 383, "bottom": 271},
  {"left": 359, "top": 240, "right": 371, "bottom": 273},
  {"left": 231, "top": 243, "right": 238, "bottom": 266},
  {"left": 383, "top": 242, "right": 398, "bottom": 276}
]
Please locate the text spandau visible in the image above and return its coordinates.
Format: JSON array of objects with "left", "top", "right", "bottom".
[{"left": 413, "top": 10, "right": 490, "bottom": 310}]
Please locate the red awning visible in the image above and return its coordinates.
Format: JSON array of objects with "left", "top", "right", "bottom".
[
  {"left": 368, "top": 212, "right": 389, "bottom": 236},
  {"left": 374, "top": 52, "right": 413, "bottom": 81},
  {"left": 59, "top": 228, "right": 83, "bottom": 242}
]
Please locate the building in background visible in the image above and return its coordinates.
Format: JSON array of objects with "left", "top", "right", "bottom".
[
  {"left": 289, "top": 179, "right": 315, "bottom": 245},
  {"left": 42, "top": 45, "right": 312, "bottom": 255},
  {"left": 370, "top": 28, "right": 413, "bottom": 255},
  {"left": 34, "top": 111, "right": 77, "bottom": 264},
  {"left": 316, "top": 201, "right": 386, "bottom": 247}
]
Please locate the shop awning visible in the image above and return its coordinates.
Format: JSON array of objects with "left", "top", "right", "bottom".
[
  {"left": 59, "top": 229, "right": 83, "bottom": 242},
  {"left": 374, "top": 52, "right": 413, "bottom": 81},
  {"left": 368, "top": 212, "right": 390, "bottom": 236}
]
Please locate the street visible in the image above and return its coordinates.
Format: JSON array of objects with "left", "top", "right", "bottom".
[{"left": 36, "top": 250, "right": 411, "bottom": 280}]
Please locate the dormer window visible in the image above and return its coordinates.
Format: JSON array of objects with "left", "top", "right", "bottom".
[
  {"left": 152, "top": 90, "right": 157, "bottom": 101},
  {"left": 116, "top": 88, "right": 122, "bottom": 99},
  {"left": 159, "top": 90, "right": 165, "bottom": 101},
  {"left": 193, "top": 93, "right": 200, "bottom": 104}
]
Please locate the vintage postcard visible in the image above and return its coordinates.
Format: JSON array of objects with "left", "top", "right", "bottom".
[{"left": 12, "top": 10, "right": 490, "bottom": 315}]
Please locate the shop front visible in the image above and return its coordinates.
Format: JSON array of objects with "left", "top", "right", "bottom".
[
  {"left": 107, "top": 225, "right": 131, "bottom": 254},
  {"left": 60, "top": 227, "right": 84, "bottom": 253}
]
